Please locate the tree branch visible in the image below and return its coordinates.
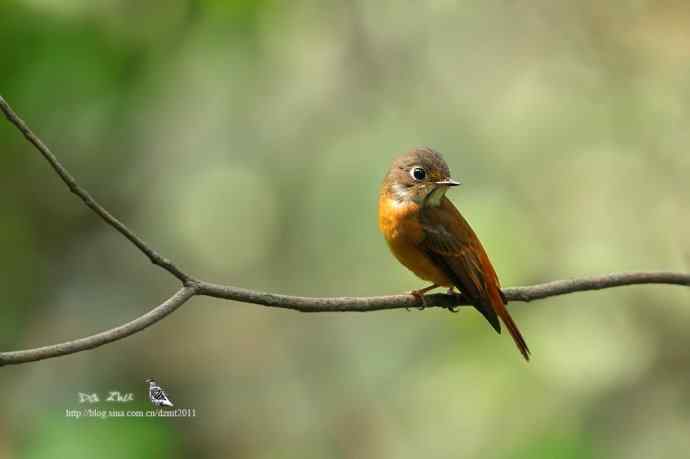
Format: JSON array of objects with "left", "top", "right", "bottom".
[
  {"left": 1, "top": 94, "right": 688, "bottom": 366},
  {"left": 0, "top": 287, "right": 197, "bottom": 366},
  {"left": 194, "top": 272, "right": 690, "bottom": 312},
  {"left": 0, "top": 96, "right": 193, "bottom": 285}
]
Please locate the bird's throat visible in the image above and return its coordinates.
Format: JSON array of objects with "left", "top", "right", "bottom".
[{"left": 425, "top": 186, "right": 448, "bottom": 207}]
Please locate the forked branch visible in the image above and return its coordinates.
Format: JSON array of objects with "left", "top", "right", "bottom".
[{"left": 1, "top": 95, "right": 688, "bottom": 366}]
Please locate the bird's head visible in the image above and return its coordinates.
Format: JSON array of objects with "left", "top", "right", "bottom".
[
  {"left": 382, "top": 147, "right": 460, "bottom": 207},
  {"left": 144, "top": 378, "right": 156, "bottom": 384}
]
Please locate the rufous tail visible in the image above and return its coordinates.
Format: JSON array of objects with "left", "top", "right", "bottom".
[{"left": 489, "top": 288, "right": 530, "bottom": 361}]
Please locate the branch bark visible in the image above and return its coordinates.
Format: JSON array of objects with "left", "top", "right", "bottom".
[
  {"left": 0, "top": 96, "right": 193, "bottom": 285},
  {"left": 0, "top": 287, "right": 196, "bottom": 365},
  {"left": 1, "top": 94, "right": 688, "bottom": 366},
  {"left": 195, "top": 272, "right": 690, "bottom": 312}
]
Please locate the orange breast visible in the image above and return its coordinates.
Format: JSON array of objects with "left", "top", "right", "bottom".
[{"left": 378, "top": 194, "right": 452, "bottom": 286}]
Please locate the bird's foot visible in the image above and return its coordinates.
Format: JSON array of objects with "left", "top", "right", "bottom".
[
  {"left": 408, "top": 289, "right": 429, "bottom": 310},
  {"left": 405, "top": 284, "right": 439, "bottom": 310},
  {"left": 445, "top": 287, "right": 461, "bottom": 313}
]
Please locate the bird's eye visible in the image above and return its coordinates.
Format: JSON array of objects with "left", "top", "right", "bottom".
[{"left": 410, "top": 167, "right": 426, "bottom": 181}]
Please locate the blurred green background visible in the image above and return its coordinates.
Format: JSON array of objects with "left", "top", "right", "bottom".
[{"left": 1, "top": 0, "right": 689, "bottom": 458}]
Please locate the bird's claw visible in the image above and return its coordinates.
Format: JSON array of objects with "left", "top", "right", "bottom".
[
  {"left": 408, "top": 290, "right": 429, "bottom": 310},
  {"left": 445, "top": 288, "right": 460, "bottom": 313}
]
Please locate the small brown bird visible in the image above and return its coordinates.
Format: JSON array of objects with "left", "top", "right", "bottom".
[{"left": 378, "top": 147, "right": 530, "bottom": 360}]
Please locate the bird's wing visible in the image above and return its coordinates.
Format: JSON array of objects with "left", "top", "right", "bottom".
[
  {"left": 419, "top": 198, "right": 501, "bottom": 332},
  {"left": 419, "top": 196, "right": 531, "bottom": 361}
]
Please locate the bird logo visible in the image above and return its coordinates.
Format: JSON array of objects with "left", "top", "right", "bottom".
[{"left": 145, "top": 378, "right": 174, "bottom": 407}]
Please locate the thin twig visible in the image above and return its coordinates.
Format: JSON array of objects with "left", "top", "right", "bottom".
[
  {"left": 0, "top": 287, "right": 197, "bottom": 366},
  {"left": 501, "top": 272, "right": 690, "bottom": 302},
  {"left": 0, "top": 96, "right": 193, "bottom": 285},
  {"left": 1, "top": 94, "right": 688, "bottom": 366}
]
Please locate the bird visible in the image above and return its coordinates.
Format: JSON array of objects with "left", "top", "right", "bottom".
[
  {"left": 378, "top": 147, "right": 530, "bottom": 360},
  {"left": 145, "top": 378, "right": 174, "bottom": 407}
]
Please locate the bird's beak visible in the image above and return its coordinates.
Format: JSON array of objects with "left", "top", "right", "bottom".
[{"left": 435, "top": 178, "right": 461, "bottom": 187}]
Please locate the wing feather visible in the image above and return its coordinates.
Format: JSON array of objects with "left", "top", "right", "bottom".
[
  {"left": 419, "top": 199, "right": 501, "bottom": 331},
  {"left": 419, "top": 196, "right": 530, "bottom": 360}
]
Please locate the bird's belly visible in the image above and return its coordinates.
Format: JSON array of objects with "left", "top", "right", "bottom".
[
  {"left": 379, "top": 196, "right": 452, "bottom": 286},
  {"left": 386, "top": 236, "right": 452, "bottom": 286}
]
